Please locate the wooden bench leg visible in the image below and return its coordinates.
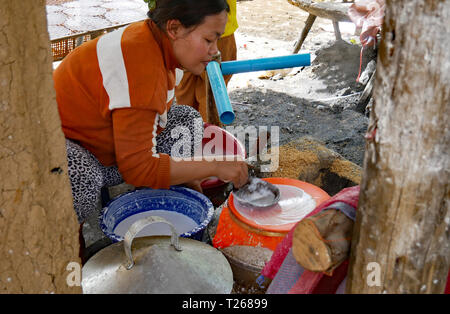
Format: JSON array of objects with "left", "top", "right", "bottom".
[
  {"left": 332, "top": 20, "right": 342, "bottom": 41},
  {"left": 293, "top": 13, "right": 317, "bottom": 54}
]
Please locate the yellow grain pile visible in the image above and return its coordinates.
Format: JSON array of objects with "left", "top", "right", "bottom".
[
  {"left": 267, "top": 138, "right": 362, "bottom": 189},
  {"left": 271, "top": 144, "right": 319, "bottom": 179}
]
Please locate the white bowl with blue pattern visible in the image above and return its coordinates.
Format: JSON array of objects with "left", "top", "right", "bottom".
[{"left": 100, "top": 187, "right": 214, "bottom": 242}]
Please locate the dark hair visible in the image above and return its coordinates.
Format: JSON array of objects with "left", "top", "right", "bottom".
[{"left": 148, "top": 0, "right": 230, "bottom": 31}]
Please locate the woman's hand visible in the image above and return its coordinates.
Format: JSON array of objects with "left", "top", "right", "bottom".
[
  {"left": 213, "top": 160, "right": 249, "bottom": 188},
  {"left": 184, "top": 179, "right": 203, "bottom": 194}
]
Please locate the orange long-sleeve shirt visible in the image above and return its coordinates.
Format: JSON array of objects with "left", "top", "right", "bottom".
[{"left": 54, "top": 20, "right": 183, "bottom": 189}]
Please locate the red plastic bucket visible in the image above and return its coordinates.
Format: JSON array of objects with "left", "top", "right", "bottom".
[{"left": 200, "top": 123, "right": 246, "bottom": 189}]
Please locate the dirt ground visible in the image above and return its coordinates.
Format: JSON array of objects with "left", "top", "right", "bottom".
[
  {"left": 47, "top": 0, "right": 374, "bottom": 165},
  {"left": 48, "top": 0, "right": 376, "bottom": 262},
  {"left": 230, "top": 0, "right": 375, "bottom": 166}
]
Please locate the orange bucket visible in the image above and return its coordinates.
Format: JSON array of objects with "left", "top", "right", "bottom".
[{"left": 212, "top": 178, "right": 330, "bottom": 251}]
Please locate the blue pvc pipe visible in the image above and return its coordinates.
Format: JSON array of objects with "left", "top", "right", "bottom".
[
  {"left": 206, "top": 53, "right": 311, "bottom": 124},
  {"left": 206, "top": 61, "right": 235, "bottom": 124},
  {"left": 220, "top": 53, "right": 311, "bottom": 76}
]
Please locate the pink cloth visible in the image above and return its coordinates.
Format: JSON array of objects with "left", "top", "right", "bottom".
[
  {"left": 348, "top": 0, "right": 385, "bottom": 47},
  {"left": 263, "top": 184, "right": 450, "bottom": 294},
  {"left": 263, "top": 186, "right": 360, "bottom": 294}
]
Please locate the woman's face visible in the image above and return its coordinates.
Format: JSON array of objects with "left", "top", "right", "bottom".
[{"left": 169, "top": 11, "right": 228, "bottom": 75}]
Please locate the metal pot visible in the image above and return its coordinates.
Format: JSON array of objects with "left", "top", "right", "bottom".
[{"left": 82, "top": 216, "right": 233, "bottom": 294}]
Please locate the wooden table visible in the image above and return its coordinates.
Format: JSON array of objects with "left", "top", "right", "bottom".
[
  {"left": 288, "top": 0, "right": 354, "bottom": 53},
  {"left": 289, "top": 1, "right": 376, "bottom": 114}
]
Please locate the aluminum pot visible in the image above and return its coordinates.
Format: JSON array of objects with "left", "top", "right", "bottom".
[{"left": 82, "top": 216, "right": 233, "bottom": 294}]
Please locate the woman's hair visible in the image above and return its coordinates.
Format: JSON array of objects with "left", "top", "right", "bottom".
[{"left": 148, "top": 0, "right": 230, "bottom": 31}]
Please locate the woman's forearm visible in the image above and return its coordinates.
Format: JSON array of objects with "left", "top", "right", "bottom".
[
  {"left": 169, "top": 157, "right": 248, "bottom": 188},
  {"left": 169, "top": 158, "right": 217, "bottom": 186}
]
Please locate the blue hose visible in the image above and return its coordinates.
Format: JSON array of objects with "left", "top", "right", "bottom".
[
  {"left": 206, "top": 61, "right": 235, "bottom": 124},
  {"left": 221, "top": 53, "right": 311, "bottom": 75},
  {"left": 206, "top": 53, "right": 311, "bottom": 124}
]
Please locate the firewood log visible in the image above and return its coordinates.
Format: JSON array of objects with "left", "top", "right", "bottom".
[{"left": 292, "top": 209, "right": 353, "bottom": 274}]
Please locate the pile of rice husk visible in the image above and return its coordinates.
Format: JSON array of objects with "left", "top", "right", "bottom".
[{"left": 268, "top": 137, "right": 362, "bottom": 191}]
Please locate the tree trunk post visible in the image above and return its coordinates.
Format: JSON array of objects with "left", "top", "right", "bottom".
[
  {"left": 0, "top": 0, "right": 82, "bottom": 293},
  {"left": 346, "top": 1, "right": 450, "bottom": 294}
]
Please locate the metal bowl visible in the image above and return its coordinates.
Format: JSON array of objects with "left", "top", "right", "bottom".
[{"left": 232, "top": 177, "right": 281, "bottom": 208}]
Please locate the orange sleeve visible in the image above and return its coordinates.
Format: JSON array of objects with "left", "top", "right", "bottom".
[{"left": 112, "top": 107, "right": 171, "bottom": 189}]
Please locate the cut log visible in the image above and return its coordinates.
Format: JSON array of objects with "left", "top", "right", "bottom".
[{"left": 292, "top": 209, "right": 354, "bottom": 274}]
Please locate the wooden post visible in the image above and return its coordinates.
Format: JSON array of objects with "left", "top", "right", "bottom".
[
  {"left": 332, "top": 21, "right": 342, "bottom": 41},
  {"left": 0, "top": 0, "right": 81, "bottom": 293},
  {"left": 346, "top": 0, "right": 450, "bottom": 294},
  {"left": 292, "top": 14, "right": 317, "bottom": 54}
]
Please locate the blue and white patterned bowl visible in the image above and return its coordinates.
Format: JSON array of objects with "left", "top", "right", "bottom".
[{"left": 100, "top": 187, "right": 214, "bottom": 242}]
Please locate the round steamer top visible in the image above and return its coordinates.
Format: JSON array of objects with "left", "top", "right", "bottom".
[{"left": 229, "top": 177, "right": 330, "bottom": 233}]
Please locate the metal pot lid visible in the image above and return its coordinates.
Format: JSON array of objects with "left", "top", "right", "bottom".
[{"left": 82, "top": 216, "right": 233, "bottom": 294}]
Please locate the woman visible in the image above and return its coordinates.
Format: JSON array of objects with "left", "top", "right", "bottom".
[
  {"left": 54, "top": 0, "right": 248, "bottom": 223},
  {"left": 175, "top": 0, "right": 238, "bottom": 123}
]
